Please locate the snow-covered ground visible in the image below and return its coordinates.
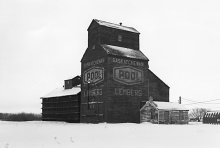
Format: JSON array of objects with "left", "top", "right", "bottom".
[{"left": 0, "top": 121, "right": 219, "bottom": 148}]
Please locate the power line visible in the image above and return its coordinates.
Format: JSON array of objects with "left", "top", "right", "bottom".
[
  {"left": 182, "top": 98, "right": 220, "bottom": 104},
  {"left": 182, "top": 98, "right": 220, "bottom": 105},
  {"left": 191, "top": 104, "right": 220, "bottom": 108}
]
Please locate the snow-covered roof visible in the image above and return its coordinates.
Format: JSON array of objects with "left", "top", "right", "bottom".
[
  {"left": 94, "top": 19, "right": 139, "bottom": 33},
  {"left": 154, "top": 101, "right": 188, "bottom": 111},
  {"left": 65, "top": 76, "right": 75, "bottom": 80},
  {"left": 41, "top": 86, "right": 81, "bottom": 98},
  {"left": 205, "top": 112, "right": 220, "bottom": 115},
  {"left": 101, "top": 44, "right": 149, "bottom": 60},
  {"left": 141, "top": 101, "right": 189, "bottom": 111},
  {"left": 65, "top": 75, "right": 81, "bottom": 80}
]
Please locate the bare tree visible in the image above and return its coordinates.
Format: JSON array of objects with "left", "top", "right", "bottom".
[{"left": 189, "top": 108, "right": 210, "bottom": 122}]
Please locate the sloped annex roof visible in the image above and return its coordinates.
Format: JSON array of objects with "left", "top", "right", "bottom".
[
  {"left": 92, "top": 19, "right": 139, "bottom": 33},
  {"left": 101, "top": 44, "right": 149, "bottom": 60},
  {"left": 41, "top": 86, "right": 81, "bottom": 98},
  {"left": 141, "top": 101, "right": 189, "bottom": 111},
  {"left": 148, "top": 69, "right": 169, "bottom": 88}
]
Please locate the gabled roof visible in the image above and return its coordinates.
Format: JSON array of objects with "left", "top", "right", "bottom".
[
  {"left": 141, "top": 101, "right": 189, "bottom": 111},
  {"left": 90, "top": 19, "right": 139, "bottom": 33},
  {"left": 41, "top": 86, "right": 81, "bottom": 99},
  {"left": 101, "top": 44, "right": 149, "bottom": 60}
]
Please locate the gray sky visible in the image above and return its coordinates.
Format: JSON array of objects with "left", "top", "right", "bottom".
[{"left": 1, "top": 0, "right": 220, "bottom": 113}]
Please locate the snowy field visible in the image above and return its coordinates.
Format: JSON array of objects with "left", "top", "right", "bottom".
[{"left": 0, "top": 121, "right": 219, "bottom": 148}]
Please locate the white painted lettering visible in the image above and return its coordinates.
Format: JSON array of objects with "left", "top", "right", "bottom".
[
  {"left": 113, "top": 66, "right": 144, "bottom": 85},
  {"left": 114, "top": 88, "right": 143, "bottom": 97},
  {"left": 109, "top": 57, "right": 144, "bottom": 67},
  {"left": 84, "top": 58, "right": 105, "bottom": 68},
  {"left": 84, "top": 88, "right": 103, "bottom": 97}
]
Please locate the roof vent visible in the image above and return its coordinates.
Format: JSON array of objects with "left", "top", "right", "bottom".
[{"left": 119, "top": 22, "right": 122, "bottom": 26}]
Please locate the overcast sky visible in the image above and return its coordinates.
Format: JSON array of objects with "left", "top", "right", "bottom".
[{"left": 0, "top": 0, "right": 220, "bottom": 113}]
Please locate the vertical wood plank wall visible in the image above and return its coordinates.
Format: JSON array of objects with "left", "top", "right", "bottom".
[{"left": 42, "top": 93, "right": 81, "bottom": 123}]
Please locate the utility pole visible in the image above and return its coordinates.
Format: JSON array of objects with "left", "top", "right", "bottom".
[{"left": 179, "top": 96, "right": 181, "bottom": 104}]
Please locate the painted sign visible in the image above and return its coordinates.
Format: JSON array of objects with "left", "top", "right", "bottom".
[
  {"left": 84, "top": 66, "right": 104, "bottom": 84},
  {"left": 83, "top": 58, "right": 105, "bottom": 68},
  {"left": 113, "top": 66, "right": 143, "bottom": 85},
  {"left": 83, "top": 88, "right": 103, "bottom": 97},
  {"left": 108, "top": 57, "right": 144, "bottom": 66},
  {"left": 115, "top": 88, "right": 142, "bottom": 97}
]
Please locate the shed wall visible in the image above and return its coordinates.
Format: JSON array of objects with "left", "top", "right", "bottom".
[
  {"left": 140, "top": 103, "right": 189, "bottom": 124},
  {"left": 42, "top": 93, "right": 81, "bottom": 123}
]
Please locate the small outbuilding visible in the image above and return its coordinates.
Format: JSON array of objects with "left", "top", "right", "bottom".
[
  {"left": 41, "top": 76, "right": 81, "bottom": 123},
  {"left": 203, "top": 112, "right": 220, "bottom": 124},
  {"left": 140, "top": 97, "right": 189, "bottom": 124}
]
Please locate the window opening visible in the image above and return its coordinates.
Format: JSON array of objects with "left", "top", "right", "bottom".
[
  {"left": 118, "top": 34, "right": 122, "bottom": 42},
  {"left": 92, "top": 45, "right": 95, "bottom": 49},
  {"left": 179, "top": 111, "right": 184, "bottom": 120}
]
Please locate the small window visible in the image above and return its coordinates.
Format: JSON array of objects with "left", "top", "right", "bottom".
[
  {"left": 179, "top": 111, "right": 184, "bottom": 120},
  {"left": 118, "top": 34, "right": 122, "bottom": 42},
  {"left": 92, "top": 45, "right": 95, "bottom": 49},
  {"left": 164, "top": 111, "right": 169, "bottom": 120}
]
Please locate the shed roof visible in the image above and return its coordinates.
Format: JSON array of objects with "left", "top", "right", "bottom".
[
  {"left": 101, "top": 44, "right": 149, "bottom": 60},
  {"left": 94, "top": 19, "right": 139, "bottom": 33},
  {"left": 41, "top": 86, "right": 81, "bottom": 98},
  {"left": 141, "top": 101, "right": 189, "bottom": 111}
]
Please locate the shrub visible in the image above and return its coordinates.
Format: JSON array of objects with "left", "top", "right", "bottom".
[{"left": 0, "top": 112, "right": 42, "bottom": 121}]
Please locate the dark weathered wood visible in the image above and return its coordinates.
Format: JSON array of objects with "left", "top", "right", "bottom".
[
  {"left": 99, "top": 26, "right": 139, "bottom": 50},
  {"left": 87, "top": 20, "right": 139, "bottom": 50},
  {"left": 80, "top": 50, "right": 107, "bottom": 123},
  {"left": 106, "top": 56, "right": 149, "bottom": 123},
  {"left": 140, "top": 102, "right": 189, "bottom": 124},
  {"left": 80, "top": 19, "right": 170, "bottom": 123},
  {"left": 81, "top": 51, "right": 150, "bottom": 123},
  {"left": 148, "top": 69, "right": 169, "bottom": 102},
  {"left": 42, "top": 93, "right": 81, "bottom": 123}
]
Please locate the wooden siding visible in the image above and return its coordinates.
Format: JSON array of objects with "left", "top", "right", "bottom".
[
  {"left": 64, "top": 76, "right": 81, "bottom": 89},
  {"left": 64, "top": 80, "right": 72, "bottom": 89},
  {"left": 99, "top": 26, "right": 139, "bottom": 50},
  {"left": 107, "top": 56, "right": 149, "bottom": 123},
  {"left": 80, "top": 49, "right": 107, "bottom": 123},
  {"left": 80, "top": 19, "right": 169, "bottom": 123},
  {"left": 140, "top": 103, "right": 189, "bottom": 124},
  {"left": 149, "top": 70, "right": 169, "bottom": 102},
  {"left": 203, "top": 112, "right": 220, "bottom": 124},
  {"left": 42, "top": 93, "right": 81, "bottom": 123},
  {"left": 81, "top": 44, "right": 107, "bottom": 63},
  {"left": 87, "top": 20, "right": 139, "bottom": 50},
  {"left": 81, "top": 53, "right": 149, "bottom": 123},
  {"left": 41, "top": 19, "right": 170, "bottom": 123}
]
